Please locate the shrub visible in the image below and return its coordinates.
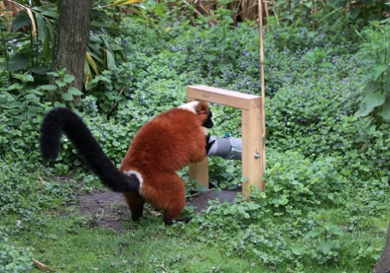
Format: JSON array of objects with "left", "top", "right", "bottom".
[
  {"left": 253, "top": 150, "right": 348, "bottom": 214},
  {"left": 266, "top": 72, "right": 360, "bottom": 149},
  {"left": 354, "top": 21, "right": 390, "bottom": 124}
]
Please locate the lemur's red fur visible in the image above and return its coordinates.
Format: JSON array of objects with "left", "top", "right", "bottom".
[
  {"left": 120, "top": 102, "right": 212, "bottom": 223},
  {"left": 40, "top": 101, "right": 213, "bottom": 224}
]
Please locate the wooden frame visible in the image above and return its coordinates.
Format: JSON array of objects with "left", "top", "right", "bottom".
[{"left": 188, "top": 85, "right": 265, "bottom": 197}]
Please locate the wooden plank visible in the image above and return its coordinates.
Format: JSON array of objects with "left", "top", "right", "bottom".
[
  {"left": 189, "top": 160, "right": 209, "bottom": 188},
  {"left": 241, "top": 98, "right": 264, "bottom": 197},
  {"left": 188, "top": 85, "right": 259, "bottom": 110}
]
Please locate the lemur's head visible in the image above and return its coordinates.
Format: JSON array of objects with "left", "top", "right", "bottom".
[{"left": 179, "top": 101, "right": 213, "bottom": 129}]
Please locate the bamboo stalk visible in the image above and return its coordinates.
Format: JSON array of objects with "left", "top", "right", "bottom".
[
  {"left": 272, "top": 0, "right": 280, "bottom": 24},
  {"left": 258, "top": 0, "right": 266, "bottom": 170},
  {"left": 264, "top": 0, "right": 270, "bottom": 30}
]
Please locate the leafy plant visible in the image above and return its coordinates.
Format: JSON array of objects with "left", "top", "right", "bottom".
[
  {"left": 259, "top": 150, "right": 348, "bottom": 214},
  {"left": 355, "top": 21, "right": 390, "bottom": 123},
  {"left": 304, "top": 222, "right": 344, "bottom": 264},
  {"left": 3, "top": 0, "right": 137, "bottom": 87},
  {"left": 0, "top": 233, "right": 34, "bottom": 273},
  {"left": 43, "top": 68, "right": 83, "bottom": 106}
]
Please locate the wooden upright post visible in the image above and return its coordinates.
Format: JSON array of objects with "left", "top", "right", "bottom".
[{"left": 187, "top": 85, "right": 264, "bottom": 197}]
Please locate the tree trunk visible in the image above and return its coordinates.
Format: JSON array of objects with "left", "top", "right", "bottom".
[
  {"left": 50, "top": 0, "right": 92, "bottom": 101},
  {"left": 373, "top": 220, "right": 390, "bottom": 273}
]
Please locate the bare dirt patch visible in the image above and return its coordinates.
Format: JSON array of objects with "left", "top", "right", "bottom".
[
  {"left": 78, "top": 189, "right": 239, "bottom": 232},
  {"left": 79, "top": 190, "right": 128, "bottom": 232}
]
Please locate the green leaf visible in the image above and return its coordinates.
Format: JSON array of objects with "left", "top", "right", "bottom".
[
  {"left": 29, "top": 66, "right": 49, "bottom": 74},
  {"left": 47, "top": 71, "right": 59, "bottom": 77},
  {"left": 333, "top": 0, "right": 347, "bottom": 8},
  {"left": 55, "top": 80, "right": 67, "bottom": 88},
  {"left": 67, "top": 87, "right": 83, "bottom": 96},
  {"left": 355, "top": 104, "right": 372, "bottom": 117},
  {"left": 54, "top": 101, "right": 66, "bottom": 108},
  {"left": 273, "top": 184, "right": 283, "bottom": 192},
  {"left": 349, "top": 8, "right": 361, "bottom": 19},
  {"left": 379, "top": 97, "right": 390, "bottom": 121},
  {"left": 35, "top": 13, "right": 51, "bottom": 62},
  {"left": 8, "top": 83, "right": 24, "bottom": 91},
  {"left": 40, "top": 10, "right": 59, "bottom": 19},
  {"left": 291, "top": 247, "right": 303, "bottom": 255},
  {"left": 226, "top": 165, "right": 235, "bottom": 174},
  {"left": 105, "top": 50, "right": 116, "bottom": 69},
  {"left": 371, "top": 64, "right": 388, "bottom": 80},
  {"left": 366, "top": 92, "right": 386, "bottom": 110},
  {"left": 63, "top": 74, "right": 75, "bottom": 84},
  {"left": 62, "top": 93, "right": 74, "bottom": 101},
  {"left": 258, "top": 199, "right": 267, "bottom": 206},
  {"left": 363, "top": 80, "right": 380, "bottom": 93},
  {"left": 240, "top": 177, "right": 249, "bottom": 183},
  {"left": 10, "top": 101, "right": 23, "bottom": 108},
  {"left": 27, "top": 89, "right": 43, "bottom": 96},
  {"left": 26, "top": 94, "right": 37, "bottom": 100},
  {"left": 327, "top": 225, "right": 343, "bottom": 236},
  {"left": 154, "top": 3, "right": 166, "bottom": 17},
  {"left": 304, "top": 227, "right": 324, "bottom": 239},
  {"left": 8, "top": 54, "right": 29, "bottom": 72},
  {"left": 89, "top": 33, "right": 102, "bottom": 44},
  {"left": 319, "top": 240, "right": 332, "bottom": 254},
  {"left": 12, "top": 12, "right": 31, "bottom": 32},
  {"left": 40, "top": 85, "right": 57, "bottom": 91},
  {"left": 90, "top": 75, "right": 110, "bottom": 85},
  {"left": 24, "top": 74, "right": 34, "bottom": 82}
]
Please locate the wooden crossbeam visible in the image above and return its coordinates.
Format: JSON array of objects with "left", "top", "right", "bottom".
[{"left": 188, "top": 85, "right": 265, "bottom": 197}]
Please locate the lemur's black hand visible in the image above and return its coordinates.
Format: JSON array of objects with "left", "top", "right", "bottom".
[{"left": 205, "top": 134, "right": 216, "bottom": 155}]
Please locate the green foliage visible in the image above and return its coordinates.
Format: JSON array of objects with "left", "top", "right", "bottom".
[
  {"left": 184, "top": 178, "right": 208, "bottom": 198},
  {"left": 4, "top": 4, "right": 56, "bottom": 76},
  {"left": 45, "top": 68, "right": 83, "bottom": 105},
  {"left": 269, "top": 0, "right": 388, "bottom": 30},
  {"left": 0, "top": 70, "right": 85, "bottom": 169},
  {"left": 259, "top": 150, "right": 348, "bottom": 213},
  {"left": 3, "top": 0, "right": 129, "bottom": 87},
  {"left": 303, "top": 221, "right": 344, "bottom": 264},
  {"left": 0, "top": 73, "right": 46, "bottom": 166},
  {"left": 266, "top": 69, "right": 360, "bottom": 151},
  {"left": 0, "top": 163, "right": 76, "bottom": 219},
  {"left": 168, "top": 21, "right": 261, "bottom": 94},
  {"left": 0, "top": 227, "right": 34, "bottom": 273},
  {"left": 87, "top": 53, "right": 188, "bottom": 115},
  {"left": 266, "top": 17, "right": 359, "bottom": 55},
  {"left": 355, "top": 21, "right": 390, "bottom": 123}
]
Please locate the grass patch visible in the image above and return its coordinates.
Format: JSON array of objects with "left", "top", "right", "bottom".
[{"left": 23, "top": 216, "right": 265, "bottom": 273}]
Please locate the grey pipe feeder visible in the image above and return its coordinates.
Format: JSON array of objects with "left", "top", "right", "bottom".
[{"left": 207, "top": 133, "right": 242, "bottom": 160}]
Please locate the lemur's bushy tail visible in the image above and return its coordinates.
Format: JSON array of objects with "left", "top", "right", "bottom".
[{"left": 40, "top": 108, "right": 139, "bottom": 193}]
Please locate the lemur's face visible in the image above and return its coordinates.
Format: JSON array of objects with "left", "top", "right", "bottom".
[
  {"left": 194, "top": 101, "right": 213, "bottom": 129},
  {"left": 178, "top": 101, "right": 214, "bottom": 129},
  {"left": 202, "top": 110, "right": 213, "bottom": 129}
]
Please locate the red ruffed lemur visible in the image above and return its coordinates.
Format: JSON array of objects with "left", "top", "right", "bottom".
[{"left": 40, "top": 101, "right": 214, "bottom": 224}]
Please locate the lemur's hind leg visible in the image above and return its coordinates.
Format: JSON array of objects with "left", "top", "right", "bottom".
[
  {"left": 161, "top": 175, "right": 187, "bottom": 225},
  {"left": 122, "top": 193, "right": 145, "bottom": 221},
  {"left": 141, "top": 173, "right": 187, "bottom": 225}
]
